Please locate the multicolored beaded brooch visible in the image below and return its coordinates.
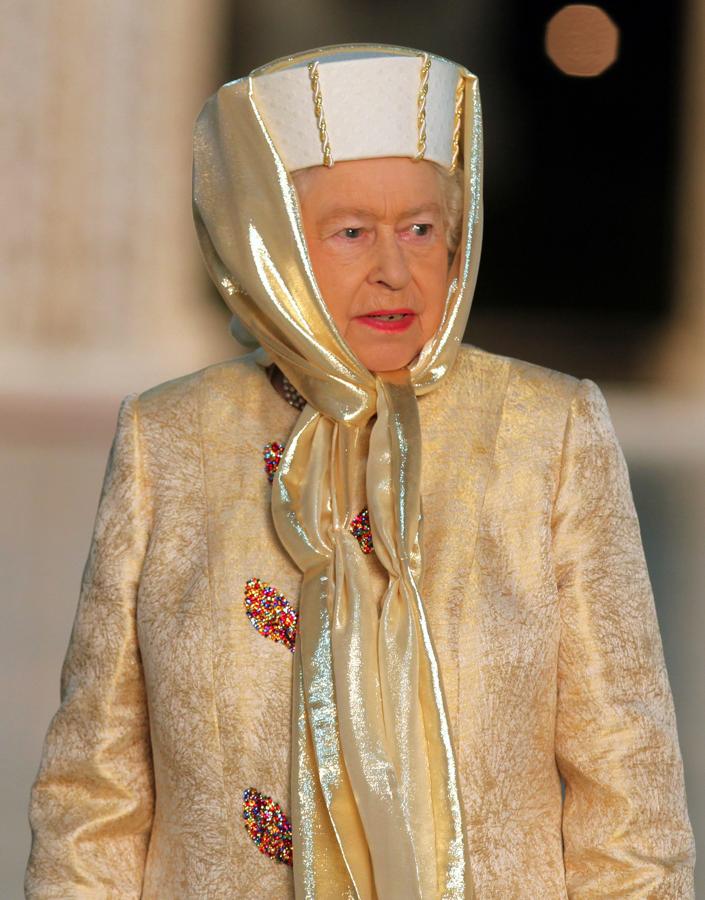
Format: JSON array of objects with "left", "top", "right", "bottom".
[
  {"left": 263, "top": 441, "right": 284, "bottom": 483},
  {"left": 242, "top": 788, "right": 293, "bottom": 866},
  {"left": 350, "top": 506, "right": 374, "bottom": 554},
  {"left": 244, "top": 578, "right": 298, "bottom": 652}
]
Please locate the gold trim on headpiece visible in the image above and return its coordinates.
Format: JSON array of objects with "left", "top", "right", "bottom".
[
  {"left": 415, "top": 53, "right": 432, "bottom": 160},
  {"left": 307, "top": 61, "right": 334, "bottom": 167},
  {"left": 449, "top": 75, "right": 464, "bottom": 173}
]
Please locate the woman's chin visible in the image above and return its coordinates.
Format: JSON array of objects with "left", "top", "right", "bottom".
[
  {"left": 346, "top": 317, "right": 433, "bottom": 374},
  {"left": 356, "top": 345, "right": 420, "bottom": 373}
]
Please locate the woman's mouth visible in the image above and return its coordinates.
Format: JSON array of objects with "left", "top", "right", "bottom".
[{"left": 356, "top": 309, "right": 416, "bottom": 332}]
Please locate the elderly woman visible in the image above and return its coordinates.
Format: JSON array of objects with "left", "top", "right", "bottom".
[{"left": 26, "top": 44, "right": 695, "bottom": 898}]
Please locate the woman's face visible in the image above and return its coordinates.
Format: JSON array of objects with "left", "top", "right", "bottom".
[{"left": 295, "top": 157, "right": 457, "bottom": 373}]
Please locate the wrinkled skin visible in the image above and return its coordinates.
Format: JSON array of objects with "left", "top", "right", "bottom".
[{"left": 295, "top": 157, "right": 458, "bottom": 373}]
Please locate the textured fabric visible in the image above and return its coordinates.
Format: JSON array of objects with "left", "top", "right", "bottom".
[
  {"left": 192, "top": 43, "right": 482, "bottom": 898},
  {"left": 26, "top": 346, "right": 696, "bottom": 898}
]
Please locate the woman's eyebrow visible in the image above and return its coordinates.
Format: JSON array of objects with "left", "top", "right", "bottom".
[
  {"left": 319, "top": 202, "right": 442, "bottom": 224},
  {"left": 399, "top": 202, "right": 442, "bottom": 218},
  {"left": 319, "top": 207, "right": 375, "bottom": 224}
]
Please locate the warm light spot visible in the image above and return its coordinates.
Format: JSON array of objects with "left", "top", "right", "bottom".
[{"left": 545, "top": 5, "right": 620, "bottom": 77}]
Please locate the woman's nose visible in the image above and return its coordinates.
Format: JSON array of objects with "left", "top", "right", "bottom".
[{"left": 368, "top": 231, "right": 411, "bottom": 290}]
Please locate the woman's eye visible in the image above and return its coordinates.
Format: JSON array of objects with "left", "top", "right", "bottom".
[
  {"left": 410, "top": 223, "right": 432, "bottom": 237},
  {"left": 340, "top": 227, "right": 364, "bottom": 239}
]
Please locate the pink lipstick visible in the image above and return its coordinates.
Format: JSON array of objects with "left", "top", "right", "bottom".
[{"left": 356, "top": 308, "right": 416, "bottom": 332}]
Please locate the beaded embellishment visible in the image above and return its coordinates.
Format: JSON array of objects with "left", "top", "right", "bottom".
[
  {"left": 264, "top": 441, "right": 284, "bottom": 483},
  {"left": 244, "top": 578, "right": 298, "bottom": 652},
  {"left": 350, "top": 507, "right": 374, "bottom": 554},
  {"left": 281, "top": 374, "right": 306, "bottom": 411},
  {"left": 242, "top": 788, "right": 293, "bottom": 866}
]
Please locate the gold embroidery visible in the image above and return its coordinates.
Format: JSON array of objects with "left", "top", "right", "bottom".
[
  {"left": 307, "top": 61, "right": 334, "bottom": 167},
  {"left": 449, "top": 75, "right": 464, "bottom": 173},
  {"left": 415, "top": 54, "right": 432, "bottom": 160}
]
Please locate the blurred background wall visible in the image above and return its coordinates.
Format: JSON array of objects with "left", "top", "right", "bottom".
[{"left": 2, "top": 0, "right": 703, "bottom": 894}]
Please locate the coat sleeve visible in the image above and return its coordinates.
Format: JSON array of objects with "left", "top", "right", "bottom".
[
  {"left": 26, "top": 393, "right": 155, "bottom": 899},
  {"left": 551, "top": 378, "right": 696, "bottom": 898}
]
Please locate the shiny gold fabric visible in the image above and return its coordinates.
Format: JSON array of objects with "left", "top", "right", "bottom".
[
  {"left": 26, "top": 348, "right": 696, "bottom": 897},
  {"left": 192, "top": 44, "right": 482, "bottom": 897}
]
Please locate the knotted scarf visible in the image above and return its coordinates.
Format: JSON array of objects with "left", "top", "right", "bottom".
[{"left": 192, "top": 43, "right": 483, "bottom": 899}]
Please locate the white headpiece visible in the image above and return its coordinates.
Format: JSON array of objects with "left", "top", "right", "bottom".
[{"left": 251, "top": 46, "right": 464, "bottom": 170}]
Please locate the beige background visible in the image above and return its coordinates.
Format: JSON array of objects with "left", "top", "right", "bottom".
[{"left": 2, "top": 1, "right": 703, "bottom": 895}]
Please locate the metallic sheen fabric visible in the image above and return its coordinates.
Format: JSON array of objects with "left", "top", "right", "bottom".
[
  {"left": 26, "top": 349, "right": 696, "bottom": 897},
  {"left": 192, "top": 44, "right": 482, "bottom": 897}
]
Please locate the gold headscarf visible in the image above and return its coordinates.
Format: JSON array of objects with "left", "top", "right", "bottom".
[{"left": 193, "top": 43, "right": 483, "bottom": 899}]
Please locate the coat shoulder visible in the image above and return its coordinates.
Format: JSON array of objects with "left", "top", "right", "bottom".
[
  {"left": 135, "top": 352, "right": 266, "bottom": 421},
  {"left": 452, "top": 342, "right": 583, "bottom": 404},
  {"left": 423, "top": 343, "right": 587, "bottom": 443},
  {"left": 131, "top": 353, "right": 269, "bottom": 463}
]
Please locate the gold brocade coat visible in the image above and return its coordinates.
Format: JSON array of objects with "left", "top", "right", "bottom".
[{"left": 26, "top": 344, "right": 696, "bottom": 899}]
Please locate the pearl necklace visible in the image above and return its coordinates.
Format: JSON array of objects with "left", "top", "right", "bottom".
[
  {"left": 267, "top": 364, "right": 307, "bottom": 411},
  {"left": 281, "top": 373, "right": 306, "bottom": 411}
]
